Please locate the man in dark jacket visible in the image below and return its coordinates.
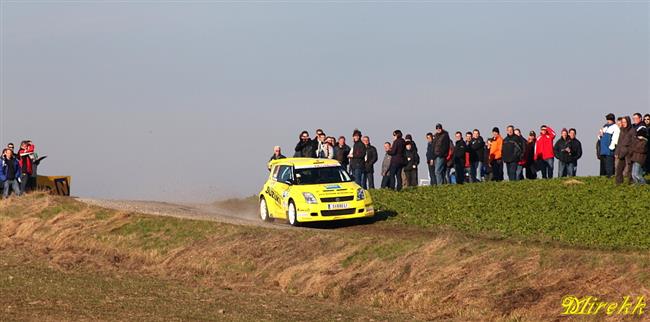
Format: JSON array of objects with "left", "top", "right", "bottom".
[
  {"left": 615, "top": 116, "right": 636, "bottom": 185},
  {"left": 403, "top": 141, "right": 420, "bottom": 187},
  {"left": 554, "top": 129, "right": 572, "bottom": 177},
  {"left": 524, "top": 131, "right": 537, "bottom": 179},
  {"left": 468, "top": 129, "right": 485, "bottom": 183},
  {"left": 334, "top": 136, "right": 351, "bottom": 170},
  {"left": 425, "top": 133, "right": 436, "bottom": 185},
  {"left": 387, "top": 130, "right": 406, "bottom": 191},
  {"left": 432, "top": 123, "right": 450, "bottom": 185},
  {"left": 402, "top": 134, "right": 418, "bottom": 188},
  {"left": 453, "top": 132, "right": 467, "bottom": 185},
  {"left": 349, "top": 130, "right": 367, "bottom": 187},
  {"left": 566, "top": 128, "right": 583, "bottom": 177},
  {"left": 502, "top": 125, "right": 524, "bottom": 181},
  {"left": 362, "top": 136, "right": 378, "bottom": 189},
  {"left": 294, "top": 131, "right": 317, "bottom": 158},
  {"left": 269, "top": 146, "right": 286, "bottom": 162},
  {"left": 1, "top": 149, "right": 22, "bottom": 198}
]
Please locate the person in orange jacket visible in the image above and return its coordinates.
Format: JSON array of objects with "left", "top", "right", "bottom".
[
  {"left": 535, "top": 125, "right": 556, "bottom": 179},
  {"left": 489, "top": 127, "right": 504, "bottom": 181}
]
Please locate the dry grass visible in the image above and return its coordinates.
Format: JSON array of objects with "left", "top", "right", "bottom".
[{"left": 2, "top": 193, "right": 649, "bottom": 321}]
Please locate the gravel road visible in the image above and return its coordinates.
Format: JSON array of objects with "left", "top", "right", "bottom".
[{"left": 78, "top": 198, "right": 286, "bottom": 229}]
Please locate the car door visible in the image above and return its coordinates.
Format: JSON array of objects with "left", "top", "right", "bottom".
[
  {"left": 272, "top": 165, "right": 293, "bottom": 218},
  {"left": 264, "top": 165, "right": 281, "bottom": 216}
]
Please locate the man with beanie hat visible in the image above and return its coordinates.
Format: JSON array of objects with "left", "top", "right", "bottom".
[
  {"left": 432, "top": 123, "right": 451, "bottom": 185},
  {"left": 598, "top": 113, "right": 619, "bottom": 177},
  {"left": 349, "top": 129, "right": 367, "bottom": 187}
]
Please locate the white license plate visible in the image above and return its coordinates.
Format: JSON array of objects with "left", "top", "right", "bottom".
[{"left": 327, "top": 203, "right": 349, "bottom": 210}]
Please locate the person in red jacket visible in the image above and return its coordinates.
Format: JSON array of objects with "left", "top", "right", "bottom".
[
  {"left": 18, "top": 141, "right": 35, "bottom": 193},
  {"left": 535, "top": 125, "right": 556, "bottom": 179}
]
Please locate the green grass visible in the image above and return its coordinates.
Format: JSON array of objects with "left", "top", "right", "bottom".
[
  {"left": 371, "top": 177, "right": 650, "bottom": 250},
  {"left": 110, "top": 216, "right": 219, "bottom": 253},
  {"left": 37, "top": 199, "right": 84, "bottom": 220}
]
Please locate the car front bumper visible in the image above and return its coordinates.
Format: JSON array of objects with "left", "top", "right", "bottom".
[{"left": 294, "top": 202, "right": 375, "bottom": 222}]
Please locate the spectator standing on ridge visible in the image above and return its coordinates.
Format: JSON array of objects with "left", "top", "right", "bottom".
[
  {"left": 403, "top": 141, "right": 420, "bottom": 188},
  {"left": 269, "top": 146, "right": 286, "bottom": 162},
  {"left": 630, "top": 127, "right": 647, "bottom": 184},
  {"left": 18, "top": 141, "right": 35, "bottom": 193},
  {"left": 349, "top": 130, "right": 367, "bottom": 187},
  {"left": 334, "top": 136, "right": 351, "bottom": 170},
  {"left": 380, "top": 142, "right": 393, "bottom": 189},
  {"left": 453, "top": 132, "right": 467, "bottom": 185},
  {"left": 632, "top": 113, "right": 646, "bottom": 132},
  {"left": 1, "top": 148, "right": 22, "bottom": 198},
  {"left": 402, "top": 134, "right": 417, "bottom": 188},
  {"left": 425, "top": 133, "right": 436, "bottom": 185},
  {"left": 535, "top": 125, "right": 556, "bottom": 179},
  {"left": 362, "top": 136, "right": 378, "bottom": 189},
  {"left": 502, "top": 125, "right": 524, "bottom": 181},
  {"left": 469, "top": 129, "right": 485, "bottom": 183},
  {"left": 432, "top": 123, "right": 450, "bottom": 185},
  {"left": 294, "top": 131, "right": 317, "bottom": 158},
  {"left": 598, "top": 113, "right": 620, "bottom": 178},
  {"left": 523, "top": 131, "right": 537, "bottom": 179},
  {"left": 387, "top": 130, "right": 406, "bottom": 191},
  {"left": 615, "top": 116, "right": 635, "bottom": 185},
  {"left": 6, "top": 143, "right": 14, "bottom": 155},
  {"left": 554, "top": 129, "right": 572, "bottom": 177},
  {"left": 489, "top": 127, "right": 504, "bottom": 181},
  {"left": 567, "top": 129, "right": 583, "bottom": 176},
  {"left": 316, "top": 132, "right": 333, "bottom": 159},
  {"left": 644, "top": 114, "right": 650, "bottom": 173},
  {"left": 514, "top": 128, "right": 527, "bottom": 179}
]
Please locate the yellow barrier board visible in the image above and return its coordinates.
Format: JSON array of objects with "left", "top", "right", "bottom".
[{"left": 36, "top": 176, "right": 71, "bottom": 196}]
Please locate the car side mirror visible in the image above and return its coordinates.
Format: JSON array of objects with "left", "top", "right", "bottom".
[{"left": 284, "top": 179, "right": 294, "bottom": 185}]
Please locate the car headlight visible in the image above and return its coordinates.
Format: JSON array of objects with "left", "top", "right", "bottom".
[
  {"left": 302, "top": 192, "right": 318, "bottom": 204},
  {"left": 357, "top": 188, "right": 365, "bottom": 201}
]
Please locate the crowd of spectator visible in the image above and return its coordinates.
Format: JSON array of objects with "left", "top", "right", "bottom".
[
  {"left": 1, "top": 140, "right": 43, "bottom": 198},
  {"left": 271, "top": 113, "right": 649, "bottom": 191}
]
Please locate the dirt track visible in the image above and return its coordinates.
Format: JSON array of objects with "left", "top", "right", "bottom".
[{"left": 78, "top": 198, "right": 282, "bottom": 229}]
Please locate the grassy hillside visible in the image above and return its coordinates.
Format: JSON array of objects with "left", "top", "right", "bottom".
[
  {"left": 372, "top": 177, "right": 650, "bottom": 250},
  {"left": 1, "top": 184, "right": 649, "bottom": 320}
]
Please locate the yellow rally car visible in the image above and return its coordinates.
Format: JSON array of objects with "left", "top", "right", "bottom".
[{"left": 259, "top": 158, "right": 374, "bottom": 226}]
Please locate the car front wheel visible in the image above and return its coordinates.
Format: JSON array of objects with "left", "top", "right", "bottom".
[
  {"left": 260, "top": 197, "right": 273, "bottom": 222},
  {"left": 287, "top": 201, "right": 300, "bottom": 227}
]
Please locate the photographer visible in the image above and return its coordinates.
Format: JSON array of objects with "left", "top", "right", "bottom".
[{"left": 294, "top": 131, "right": 317, "bottom": 158}]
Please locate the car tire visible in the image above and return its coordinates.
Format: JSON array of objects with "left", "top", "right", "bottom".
[
  {"left": 259, "top": 197, "right": 273, "bottom": 222},
  {"left": 287, "top": 200, "right": 300, "bottom": 227}
]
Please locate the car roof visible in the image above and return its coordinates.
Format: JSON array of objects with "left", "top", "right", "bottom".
[{"left": 269, "top": 158, "right": 342, "bottom": 169}]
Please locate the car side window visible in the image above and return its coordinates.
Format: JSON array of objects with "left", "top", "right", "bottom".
[
  {"left": 277, "top": 166, "right": 293, "bottom": 183},
  {"left": 272, "top": 166, "right": 280, "bottom": 181}
]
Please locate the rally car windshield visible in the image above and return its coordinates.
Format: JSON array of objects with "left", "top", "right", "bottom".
[{"left": 294, "top": 166, "right": 352, "bottom": 185}]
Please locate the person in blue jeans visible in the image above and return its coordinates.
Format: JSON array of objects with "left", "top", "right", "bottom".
[
  {"left": 349, "top": 129, "right": 367, "bottom": 188},
  {"left": 631, "top": 127, "right": 648, "bottom": 184},
  {"left": 432, "top": 124, "right": 451, "bottom": 185},
  {"left": 1, "top": 149, "right": 22, "bottom": 198},
  {"left": 387, "top": 130, "right": 406, "bottom": 191}
]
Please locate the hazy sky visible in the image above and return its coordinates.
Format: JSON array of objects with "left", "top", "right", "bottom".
[{"left": 1, "top": 1, "right": 648, "bottom": 202}]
